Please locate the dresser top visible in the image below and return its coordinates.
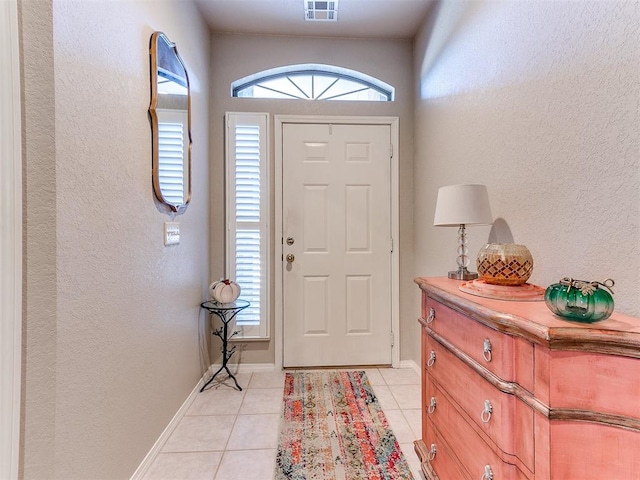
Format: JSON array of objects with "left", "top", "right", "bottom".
[{"left": 416, "top": 277, "right": 640, "bottom": 358}]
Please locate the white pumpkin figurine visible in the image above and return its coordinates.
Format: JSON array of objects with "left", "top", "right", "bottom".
[{"left": 209, "top": 279, "right": 241, "bottom": 303}]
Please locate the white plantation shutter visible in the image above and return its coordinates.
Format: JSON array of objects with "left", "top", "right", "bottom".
[
  {"left": 158, "top": 123, "right": 184, "bottom": 204},
  {"left": 235, "top": 126, "right": 261, "bottom": 223},
  {"left": 226, "top": 113, "right": 269, "bottom": 338},
  {"left": 234, "top": 124, "right": 261, "bottom": 326},
  {"left": 235, "top": 230, "right": 261, "bottom": 325},
  {"left": 157, "top": 109, "right": 187, "bottom": 205}
]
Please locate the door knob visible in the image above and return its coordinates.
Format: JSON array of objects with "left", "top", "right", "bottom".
[
  {"left": 286, "top": 237, "right": 295, "bottom": 246},
  {"left": 286, "top": 254, "right": 295, "bottom": 263}
]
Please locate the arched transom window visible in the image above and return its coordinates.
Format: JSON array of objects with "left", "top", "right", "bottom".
[{"left": 231, "top": 64, "right": 394, "bottom": 102}]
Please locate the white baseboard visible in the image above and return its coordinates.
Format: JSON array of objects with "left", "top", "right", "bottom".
[
  {"left": 130, "top": 363, "right": 276, "bottom": 479},
  {"left": 216, "top": 362, "right": 276, "bottom": 373},
  {"left": 399, "top": 359, "right": 421, "bottom": 377},
  {"left": 130, "top": 376, "right": 205, "bottom": 480}
]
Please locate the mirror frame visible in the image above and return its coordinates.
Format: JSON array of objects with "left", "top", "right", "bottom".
[{"left": 149, "top": 31, "right": 192, "bottom": 214}]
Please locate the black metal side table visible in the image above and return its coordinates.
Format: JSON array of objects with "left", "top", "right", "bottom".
[{"left": 200, "top": 299, "right": 249, "bottom": 392}]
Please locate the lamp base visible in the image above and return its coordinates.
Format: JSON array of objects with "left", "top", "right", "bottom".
[{"left": 448, "top": 269, "right": 479, "bottom": 281}]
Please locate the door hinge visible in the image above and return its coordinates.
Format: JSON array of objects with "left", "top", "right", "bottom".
[
  {"left": 390, "top": 237, "right": 394, "bottom": 253},
  {"left": 391, "top": 330, "right": 394, "bottom": 347},
  {"left": 390, "top": 143, "right": 393, "bottom": 158}
]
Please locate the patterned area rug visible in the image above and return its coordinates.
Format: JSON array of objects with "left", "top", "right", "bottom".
[{"left": 274, "top": 370, "right": 414, "bottom": 480}]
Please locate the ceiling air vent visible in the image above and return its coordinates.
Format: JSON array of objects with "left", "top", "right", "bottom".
[{"left": 305, "top": 0, "right": 338, "bottom": 21}]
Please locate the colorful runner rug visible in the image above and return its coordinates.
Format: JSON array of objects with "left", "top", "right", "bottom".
[{"left": 274, "top": 370, "right": 414, "bottom": 480}]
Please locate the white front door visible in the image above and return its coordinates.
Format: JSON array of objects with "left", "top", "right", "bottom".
[{"left": 282, "top": 123, "right": 393, "bottom": 367}]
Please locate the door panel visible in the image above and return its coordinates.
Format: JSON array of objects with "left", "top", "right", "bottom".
[{"left": 282, "top": 123, "right": 392, "bottom": 367}]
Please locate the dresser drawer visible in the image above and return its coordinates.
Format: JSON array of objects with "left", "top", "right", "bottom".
[
  {"left": 425, "top": 334, "right": 535, "bottom": 472},
  {"left": 425, "top": 379, "right": 529, "bottom": 480},
  {"left": 422, "top": 419, "right": 470, "bottom": 480},
  {"left": 538, "top": 348, "right": 640, "bottom": 419},
  {"left": 543, "top": 421, "right": 640, "bottom": 479},
  {"left": 425, "top": 298, "right": 534, "bottom": 391}
]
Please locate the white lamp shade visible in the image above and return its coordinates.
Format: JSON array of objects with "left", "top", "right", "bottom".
[{"left": 433, "top": 184, "right": 493, "bottom": 226}]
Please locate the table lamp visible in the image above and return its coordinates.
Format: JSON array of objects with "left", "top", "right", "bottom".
[{"left": 433, "top": 184, "right": 493, "bottom": 280}]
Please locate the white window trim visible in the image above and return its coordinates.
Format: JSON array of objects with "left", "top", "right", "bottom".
[
  {"left": 0, "top": 0, "right": 23, "bottom": 477},
  {"left": 225, "top": 112, "right": 270, "bottom": 340}
]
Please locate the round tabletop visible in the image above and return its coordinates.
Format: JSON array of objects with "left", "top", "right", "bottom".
[{"left": 200, "top": 299, "right": 250, "bottom": 312}]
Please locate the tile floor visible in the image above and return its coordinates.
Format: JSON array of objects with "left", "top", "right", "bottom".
[{"left": 142, "top": 368, "right": 424, "bottom": 480}]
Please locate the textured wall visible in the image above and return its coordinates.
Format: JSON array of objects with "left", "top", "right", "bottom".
[
  {"left": 19, "top": 0, "right": 57, "bottom": 476},
  {"left": 209, "top": 33, "right": 415, "bottom": 365},
  {"left": 20, "top": 0, "right": 210, "bottom": 478},
  {"left": 413, "top": 0, "right": 640, "bottom": 362}
]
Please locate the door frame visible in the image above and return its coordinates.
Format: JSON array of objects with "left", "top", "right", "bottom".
[
  {"left": 0, "top": 0, "right": 23, "bottom": 477},
  {"left": 274, "top": 115, "right": 400, "bottom": 370}
]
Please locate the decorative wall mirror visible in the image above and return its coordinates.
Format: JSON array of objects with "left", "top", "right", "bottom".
[{"left": 149, "top": 31, "right": 191, "bottom": 214}]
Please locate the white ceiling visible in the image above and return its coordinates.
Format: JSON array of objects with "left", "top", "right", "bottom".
[{"left": 194, "top": 0, "right": 433, "bottom": 39}]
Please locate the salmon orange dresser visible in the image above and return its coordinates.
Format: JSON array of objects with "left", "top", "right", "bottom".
[{"left": 414, "top": 277, "right": 640, "bottom": 480}]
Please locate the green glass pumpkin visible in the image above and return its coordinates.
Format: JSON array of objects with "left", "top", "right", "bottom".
[{"left": 544, "top": 278, "right": 615, "bottom": 323}]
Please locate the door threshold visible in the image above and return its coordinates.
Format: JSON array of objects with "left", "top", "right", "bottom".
[{"left": 283, "top": 364, "right": 392, "bottom": 370}]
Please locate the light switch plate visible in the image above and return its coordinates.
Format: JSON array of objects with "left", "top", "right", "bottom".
[{"left": 164, "top": 222, "right": 180, "bottom": 246}]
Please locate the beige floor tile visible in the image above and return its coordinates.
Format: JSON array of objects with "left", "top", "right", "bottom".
[
  {"left": 400, "top": 443, "right": 424, "bottom": 480},
  {"left": 201, "top": 371, "right": 253, "bottom": 392},
  {"left": 402, "top": 408, "right": 422, "bottom": 439},
  {"left": 371, "top": 384, "right": 400, "bottom": 410},
  {"left": 153, "top": 368, "right": 426, "bottom": 478},
  {"left": 214, "top": 449, "right": 276, "bottom": 480},
  {"left": 162, "top": 415, "right": 236, "bottom": 452},
  {"left": 239, "top": 388, "right": 283, "bottom": 414},
  {"left": 389, "top": 384, "right": 422, "bottom": 410},
  {"left": 363, "top": 368, "right": 386, "bottom": 385},
  {"left": 385, "top": 409, "right": 418, "bottom": 444},
  {"left": 187, "top": 387, "right": 245, "bottom": 416},
  {"left": 379, "top": 367, "right": 420, "bottom": 385},
  {"left": 226, "top": 414, "right": 280, "bottom": 450},
  {"left": 247, "top": 371, "right": 286, "bottom": 389},
  {"left": 142, "top": 452, "right": 222, "bottom": 480}
]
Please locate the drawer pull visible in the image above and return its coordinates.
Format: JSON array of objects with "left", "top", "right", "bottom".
[
  {"left": 428, "top": 396, "right": 437, "bottom": 414},
  {"left": 483, "top": 338, "right": 492, "bottom": 362},
  {"left": 426, "top": 307, "right": 435, "bottom": 324},
  {"left": 481, "top": 465, "right": 494, "bottom": 480},
  {"left": 427, "top": 350, "right": 436, "bottom": 367},
  {"left": 481, "top": 399, "right": 493, "bottom": 423},
  {"left": 428, "top": 443, "right": 437, "bottom": 461}
]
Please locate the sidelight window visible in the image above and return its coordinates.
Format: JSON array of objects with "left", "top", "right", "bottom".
[{"left": 225, "top": 112, "right": 269, "bottom": 339}]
